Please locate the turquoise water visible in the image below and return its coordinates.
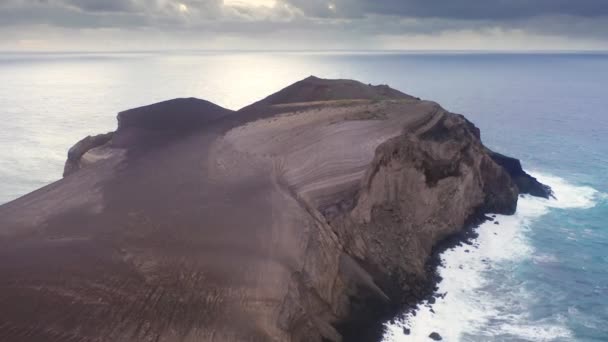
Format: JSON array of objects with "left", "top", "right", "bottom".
[{"left": 0, "top": 52, "right": 606, "bottom": 341}]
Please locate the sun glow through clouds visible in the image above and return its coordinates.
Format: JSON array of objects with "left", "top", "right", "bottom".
[{"left": 178, "top": 3, "right": 189, "bottom": 13}]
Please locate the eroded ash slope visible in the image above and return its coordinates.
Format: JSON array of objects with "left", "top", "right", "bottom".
[{"left": 0, "top": 77, "right": 549, "bottom": 342}]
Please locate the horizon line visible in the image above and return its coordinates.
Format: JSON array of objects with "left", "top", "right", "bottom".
[{"left": 2, "top": 48, "right": 608, "bottom": 55}]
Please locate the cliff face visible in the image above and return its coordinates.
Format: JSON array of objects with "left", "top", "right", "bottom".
[
  {"left": 0, "top": 77, "right": 548, "bottom": 342},
  {"left": 325, "top": 112, "right": 519, "bottom": 339},
  {"left": 489, "top": 151, "right": 554, "bottom": 198}
]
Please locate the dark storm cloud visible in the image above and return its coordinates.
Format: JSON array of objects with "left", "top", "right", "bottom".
[
  {"left": 6, "top": 0, "right": 605, "bottom": 23},
  {"left": 285, "top": 0, "right": 608, "bottom": 20},
  {"left": 63, "top": 0, "right": 138, "bottom": 13},
  {"left": 0, "top": 0, "right": 607, "bottom": 50},
  {"left": 0, "top": 0, "right": 225, "bottom": 28},
  {"left": 0, "top": 1, "right": 146, "bottom": 28}
]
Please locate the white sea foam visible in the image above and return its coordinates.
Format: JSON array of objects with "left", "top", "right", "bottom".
[{"left": 382, "top": 172, "right": 601, "bottom": 342}]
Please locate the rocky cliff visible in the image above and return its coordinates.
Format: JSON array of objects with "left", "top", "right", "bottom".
[
  {"left": 489, "top": 151, "right": 554, "bottom": 198},
  {"left": 0, "top": 77, "right": 549, "bottom": 342}
]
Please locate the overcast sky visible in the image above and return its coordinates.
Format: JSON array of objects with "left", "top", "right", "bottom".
[{"left": 1, "top": 0, "right": 607, "bottom": 51}]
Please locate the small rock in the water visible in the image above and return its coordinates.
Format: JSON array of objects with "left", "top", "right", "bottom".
[
  {"left": 494, "top": 232, "right": 498, "bottom": 235},
  {"left": 429, "top": 332, "right": 442, "bottom": 340},
  {"left": 459, "top": 265, "right": 463, "bottom": 269},
  {"left": 430, "top": 308, "right": 435, "bottom": 314},
  {"left": 403, "top": 327, "right": 411, "bottom": 335},
  {"left": 428, "top": 297, "right": 436, "bottom": 304},
  {"left": 494, "top": 221, "right": 500, "bottom": 225},
  {"left": 465, "top": 249, "right": 470, "bottom": 253}
]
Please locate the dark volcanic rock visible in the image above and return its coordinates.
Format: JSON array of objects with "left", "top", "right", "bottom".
[
  {"left": 63, "top": 98, "right": 234, "bottom": 176},
  {"left": 490, "top": 151, "right": 553, "bottom": 198},
  {"left": 0, "top": 76, "right": 552, "bottom": 342},
  {"left": 117, "top": 97, "right": 232, "bottom": 131},
  {"left": 429, "top": 332, "right": 443, "bottom": 340}
]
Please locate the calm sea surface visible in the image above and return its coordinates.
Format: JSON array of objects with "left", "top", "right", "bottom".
[{"left": 0, "top": 52, "right": 606, "bottom": 341}]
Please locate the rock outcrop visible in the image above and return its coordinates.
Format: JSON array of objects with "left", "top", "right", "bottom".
[
  {"left": 0, "top": 77, "right": 549, "bottom": 342},
  {"left": 63, "top": 132, "right": 114, "bottom": 177},
  {"left": 62, "top": 98, "right": 235, "bottom": 177},
  {"left": 489, "top": 151, "right": 554, "bottom": 198}
]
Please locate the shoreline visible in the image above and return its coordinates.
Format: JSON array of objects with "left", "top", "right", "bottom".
[
  {"left": 381, "top": 172, "right": 601, "bottom": 341},
  {"left": 391, "top": 210, "right": 495, "bottom": 341},
  {"left": 337, "top": 208, "right": 493, "bottom": 342}
]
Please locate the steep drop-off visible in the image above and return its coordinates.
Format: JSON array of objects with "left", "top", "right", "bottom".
[{"left": 0, "top": 77, "right": 549, "bottom": 342}]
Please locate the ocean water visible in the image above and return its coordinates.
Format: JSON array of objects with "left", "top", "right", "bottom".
[{"left": 0, "top": 52, "right": 606, "bottom": 341}]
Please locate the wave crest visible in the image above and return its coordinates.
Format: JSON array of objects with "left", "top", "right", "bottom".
[{"left": 382, "top": 172, "right": 601, "bottom": 341}]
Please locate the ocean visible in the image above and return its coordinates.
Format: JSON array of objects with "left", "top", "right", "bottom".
[{"left": 0, "top": 51, "right": 606, "bottom": 341}]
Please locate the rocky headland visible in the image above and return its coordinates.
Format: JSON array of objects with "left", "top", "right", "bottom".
[{"left": 0, "top": 76, "right": 550, "bottom": 342}]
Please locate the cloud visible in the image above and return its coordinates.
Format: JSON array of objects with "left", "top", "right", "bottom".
[
  {"left": 0, "top": 0, "right": 607, "bottom": 51},
  {"left": 63, "top": 0, "right": 139, "bottom": 13},
  {"left": 284, "top": 0, "right": 608, "bottom": 20}
]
